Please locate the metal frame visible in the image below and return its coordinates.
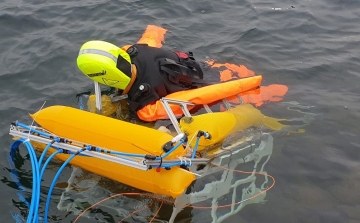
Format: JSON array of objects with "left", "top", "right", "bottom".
[
  {"left": 94, "top": 81, "right": 102, "bottom": 114},
  {"left": 93, "top": 80, "right": 233, "bottom": 134},
  {"left": 9, "top": 124, "right": 210, "bottom": 171},
  {"left": 92, "top": 80, "right": 246, "bottom": 134},
  {"left": 41, "top": 82, "right": 272, "bottom": 222},
  {"left": 159, "top": 98, "right": 195, "bottom": 134}
]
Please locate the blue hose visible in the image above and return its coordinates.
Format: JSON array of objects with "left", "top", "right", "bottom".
[
  {"left": 16, "top": 139, "right": 39, "bottom": 223},
  {"left": 161, "top": 140, "right": 183, "bottom": 159},
  {"left": 38, "top": 141, "right": 54, "bottom": 170},
  {"left": 9, "top": 138, "right": 65, "bottom": 223},
  {"left": 109, "top": 151, "right": 147, "bottom": 158},
  {"left": 40, "top": 150, "right": 62, "bottom": 181},
  {"left": 16, "top": 122, "right": 52, "bottom": 139},
  {"left": 34, "top": 149, "right": 63, "bottom": 223},
  {"left": 191, "top": 137, "right": 201, "bottom": 159},
  {"left": 24, "top": 140, "right": 41, "bottom": 223},
  {"left": 43, "top": 151, "right": 83, "bottom": 223}
]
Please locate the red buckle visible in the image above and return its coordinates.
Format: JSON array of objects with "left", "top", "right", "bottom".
[{"left": 174, "top": 51, "right": 189, "bottom": 59}]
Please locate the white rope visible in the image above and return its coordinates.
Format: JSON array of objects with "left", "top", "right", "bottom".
[{"left": 27, "top": 101, "right": 46, "bottom": 141}]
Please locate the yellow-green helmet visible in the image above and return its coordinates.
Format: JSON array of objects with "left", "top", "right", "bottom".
[{"left": 77, "top": 40, "right": 132, "bottom": 90}]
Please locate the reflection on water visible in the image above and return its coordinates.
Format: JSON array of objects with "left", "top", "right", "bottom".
[
  {"left": 169, "top": 131, "right": 273, "bottom": 223},
  {"left": 50, "top": 102, "right": 315, "bottom": 222}
]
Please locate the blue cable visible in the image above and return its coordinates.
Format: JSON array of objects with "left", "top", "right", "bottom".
[
  {"left": 148, "top": 138, "right": 201, "bottom": 169},
  {"left": 40, "top": 150, "right": 62, "bottom": 181},
  {"left": 16, "top": 122, "right": 52, "bottom": 139},
  {"left": 27, "top": 140, "right": 42, "bottom": 223},
  {"left": 9, "top": 138, "right": 62, "bottom": 223},
  {"left": 43, "top": 150, "right": 84, "bottom": 223},
  {"left": 9, "top": 140, "right": 32, "bottom": 222},
  {"left": 20, "top": 139, "right": 39, "bottom": 223},
  {"left": 34, "top": 148, "right": 62, "bottom": 223},
  {"left": 38, "top": 142, "right": 55, "bottom": 170},
  {"left": 21, "top": 140, "right": 35, "bottom": 223},
  {"left": 10, "top": 126, "right": 90, "bottom": 222},
  {"left": 161, "top": 140, "right": 183, "bottom": 159},
  {"left": 191, "top": 137, "right": 201, "bottom": 159},
  {"left": 109, "top": 151, "right": 148, "bottom": 158}
]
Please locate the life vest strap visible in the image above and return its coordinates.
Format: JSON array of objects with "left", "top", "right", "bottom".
[
  {"left": 158, "top": 58, "right": 213, "bottom": 87},
  {"left": 160, "top": 64, "right": 214, "bottom": 87},
  {"left": 122, "top": 64, "right": 138, "bottom": 95}
]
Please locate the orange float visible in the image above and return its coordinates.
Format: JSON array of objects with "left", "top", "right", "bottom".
[{"left": 124, "top": 25, "right": 288, "bottom": 121}]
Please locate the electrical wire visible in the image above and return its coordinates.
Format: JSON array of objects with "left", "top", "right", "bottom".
[
  {"left": 73, "top": 162, "right": 276, "bottom": 222},
  {"left": 118, "top": 201, "right": 155, "bottom": 223},
  {"left": 149, "top": 200, "right": 163, "bottom": 223}
]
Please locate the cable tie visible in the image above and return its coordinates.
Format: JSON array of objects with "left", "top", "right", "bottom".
[
  {"left": 144, "top": 154, "right": 156, "bottom": 160},
  {"left": 178, "top": 157, "right": 183, "bottom": 165},
  {"left": 183, "top": 157, "right": 188, "bottom": 166},
  {"left": 75, "top": 148, "right": 86, "bottom": 155}
]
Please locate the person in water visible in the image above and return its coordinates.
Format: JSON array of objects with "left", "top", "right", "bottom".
[{"left": 77, "top": 40, "right": 211, "bottom": 121}]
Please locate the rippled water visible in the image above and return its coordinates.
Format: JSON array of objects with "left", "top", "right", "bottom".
[{"left": 1, "top": 0, "right": 360, "bottom": 222}]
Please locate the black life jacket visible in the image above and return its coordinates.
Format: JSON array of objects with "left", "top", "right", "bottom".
[{"left": 126, "top": 44, "right": 212, "bottom": 114}]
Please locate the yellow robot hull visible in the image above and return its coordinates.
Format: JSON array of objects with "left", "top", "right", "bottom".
[{"left": 31, "top": 105, "right": 195, "bottom": 198}]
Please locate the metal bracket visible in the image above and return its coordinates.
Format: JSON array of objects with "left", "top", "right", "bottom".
[
  {"left": 94, "top": 81, "right": 102, "bottom": 114},
  {"left": 110, "top": 94, "right": 128, "bottom": 103},
  {"left": 160, "top": 98, "right": 195, "bottom": 134}
]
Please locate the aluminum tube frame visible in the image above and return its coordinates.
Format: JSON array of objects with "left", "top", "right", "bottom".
[
  {"left": 10, "top": 127, "right": 210, "bottom": 169},
  {"left": 94, "top": 81, "right": 102, "bottom": 114},
  {"left": 10, "top": 128, "right": 148, "bottom": 171}
]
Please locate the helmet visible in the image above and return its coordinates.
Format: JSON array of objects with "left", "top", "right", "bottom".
[{"left": 77, "top": 40, "right": 132, "bottom": 90}]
